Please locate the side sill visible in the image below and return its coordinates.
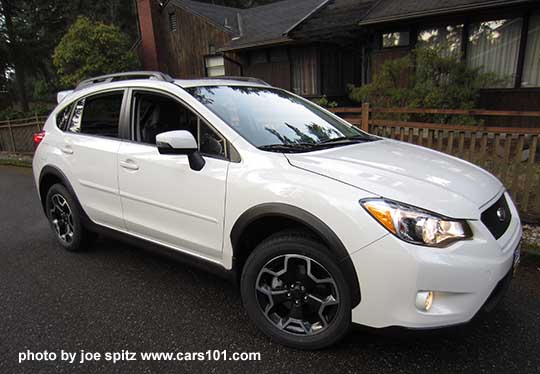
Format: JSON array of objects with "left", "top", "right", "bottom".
[{"left": 86, "top": 221, "right": 237, "bottom": 283}]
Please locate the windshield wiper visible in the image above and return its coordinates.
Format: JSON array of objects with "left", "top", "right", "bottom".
[
  {"left": 319, "top": 135, "right": 377, "bottom": 145},
  {"left": 257, "top": 143, "right": 316, "bottom": 153},
  {"left": 258, "top": 135, "right": 378, "bottom": 153}
]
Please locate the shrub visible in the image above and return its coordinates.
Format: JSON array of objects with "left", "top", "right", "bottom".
[
  {"left": 348, "top": 47, "right": 504, "bottom": 124},
  {"left": 313, "top": 95, "right": 338, "bottom": 108},
  {"left": 53, "top": 17, "right": 139, "bottom": 88}
]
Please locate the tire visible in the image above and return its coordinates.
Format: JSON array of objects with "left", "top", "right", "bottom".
[
  {"left": 241, "top": 230, "right": 352, "bottom": 349},
  {"left": 45, "top": 183, "right": 96, "bottom": 252}
]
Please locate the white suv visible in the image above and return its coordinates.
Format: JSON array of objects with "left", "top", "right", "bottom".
[{"left": 33, "top": 71, "right": 522, "bottom": 349}]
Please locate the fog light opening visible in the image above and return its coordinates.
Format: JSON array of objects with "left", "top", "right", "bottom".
[{"left": 416, "top": 291, "right": 434, "bottom": 311}]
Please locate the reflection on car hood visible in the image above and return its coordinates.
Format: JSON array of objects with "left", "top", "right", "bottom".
[{"left": 285, "top": 139, "right": 503, "bottom": 218}]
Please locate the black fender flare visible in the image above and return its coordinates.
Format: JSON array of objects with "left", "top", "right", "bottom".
[
  {"left": 38, "top": 165, "right": 94, "bottom": 228},
  {"left": 230, "top": 203, "right": 361, "bottom": 307}
]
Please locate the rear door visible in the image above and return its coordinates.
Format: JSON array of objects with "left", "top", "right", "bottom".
[
  {"left": 59, "top": 90, "right": 126, "bottom": 230},
  {"left": 117, "top": 89, "right": 230, "bottom": 260}
]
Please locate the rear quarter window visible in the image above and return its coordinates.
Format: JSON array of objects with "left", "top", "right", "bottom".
[{"left": 55, "top": 103, "right": 74, "bottom": 131}]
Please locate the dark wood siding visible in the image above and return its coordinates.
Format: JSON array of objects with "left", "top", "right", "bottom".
[
  {"left": 156, "top": 4, "right": 234, "bottom": 78},
  {"left": 244, "top": 61, "right": 292, "bottom": 90}
]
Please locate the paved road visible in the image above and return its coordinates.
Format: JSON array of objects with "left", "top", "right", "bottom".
[{"left": 1, "top": 165, "right": 540, "bottom": 374}]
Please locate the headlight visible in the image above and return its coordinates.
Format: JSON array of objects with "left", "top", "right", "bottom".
[{"left": 360, "top": 198, "right": 472, "bottom": 247}]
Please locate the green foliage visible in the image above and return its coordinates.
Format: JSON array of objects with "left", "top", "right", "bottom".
[
  {"left": 0, "top": 0, "right": 139, "bottom": 114},
  {"left": 313, "top": 95, "right": 338, "bottom": 108},
  {"left": 32, "top": 79, "right": 53, "bottom": 101},
  {"left": 348, "top": 48, "right": 503, "bottom": 124},
  {"left": 53, "top": 17, "right": 139, "bottom": 88},
  {"left": 0, "top": 102, "right": 53, "bottom": 121}
]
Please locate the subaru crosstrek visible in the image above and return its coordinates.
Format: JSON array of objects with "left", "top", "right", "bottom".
[{"left": 33, "top": 71, "right": 522, "bottom": 349}]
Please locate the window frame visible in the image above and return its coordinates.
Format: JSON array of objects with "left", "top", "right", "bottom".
[
  {"left": 204, "top": 54, "right": 226, "bottom": 77},
  {"left": 58, "top": 88, "right": 128, "bottom": 139},
  {"left": 126, "top": 88, "right": 237, "bottom": 162}
]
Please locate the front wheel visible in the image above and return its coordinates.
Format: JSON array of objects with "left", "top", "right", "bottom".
[{"left": 241, "top": 231, "right": 351, "bottom": 349}]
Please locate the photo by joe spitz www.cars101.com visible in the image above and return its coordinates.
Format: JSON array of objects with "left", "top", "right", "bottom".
[{"left": 32, "top": 71, "right": 522, "bottom": 350}]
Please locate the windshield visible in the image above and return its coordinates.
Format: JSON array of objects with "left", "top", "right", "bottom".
[{"left": 186, "top": 86, "right": 372, "bottom": 150}]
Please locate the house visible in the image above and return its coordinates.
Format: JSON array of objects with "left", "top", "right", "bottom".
[{"left": 137, "top": 0, "right": 540, "bottom": 109}]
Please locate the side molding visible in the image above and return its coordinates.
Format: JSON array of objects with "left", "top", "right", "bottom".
[{"left": 230, "top": 203, "right": 361, "bottom": 307}]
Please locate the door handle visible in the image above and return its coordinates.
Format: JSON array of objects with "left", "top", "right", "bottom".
[
  {"left": 120, "top": 159, "right": 139, "bottom": 171},
  {"left": 61, "top": 145, "right": 73, "bottom": 154}
]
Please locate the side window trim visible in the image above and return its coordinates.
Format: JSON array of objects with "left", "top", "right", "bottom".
[
  {"left": 128, "top": 88, "right": 232, "bottom": 161},
  {"left": 64, "top": 88, "right": 127, "bottom": 140}
]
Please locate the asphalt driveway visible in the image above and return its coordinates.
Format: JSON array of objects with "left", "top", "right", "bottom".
[{"left": 1, "top": 165, "right": 540, "bottom": 374}]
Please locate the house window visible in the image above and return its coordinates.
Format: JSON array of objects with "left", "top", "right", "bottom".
[
  {"left": 169, "top": 12, "right": 177, "bottom": 31},
  {"left": 417, "top": 25, "right": 463, "bottom": 57},
  {"left": 291, "top": 47, "right": 319, "bottom": 96},
  {"left": 467, "top": 18, "right": 523, "bottom": 88},
  {"left": 522, "top": 13, "right": 540, "bottom": 87},
  {"left": 205, "top": 55, "right": 225, "bottom": 77},
  {"left": 382, "top": 32, "right": 410, "bottom": 48}
]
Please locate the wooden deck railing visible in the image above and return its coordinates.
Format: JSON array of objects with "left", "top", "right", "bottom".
[{"left": 330, "top": 104, "right": 540, "bottom": 222}]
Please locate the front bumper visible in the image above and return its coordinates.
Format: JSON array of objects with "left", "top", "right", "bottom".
[{"left": 349, "top": 192, "right": 522, "bottom": 329}]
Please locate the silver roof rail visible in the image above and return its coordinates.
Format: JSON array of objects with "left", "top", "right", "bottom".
[
  {"left": 202, "top": 76, "right": 271, "bottom": 86},
  {"left": 76, "top": 71, "right": 174, "bottom": 90}
]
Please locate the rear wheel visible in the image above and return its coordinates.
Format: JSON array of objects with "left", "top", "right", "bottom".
[
  {"left": 45, "top": 183, "right": 95, "bottom": 252},
  {"left": 241, "top": 230, "right": 351, "bottom": 349}
]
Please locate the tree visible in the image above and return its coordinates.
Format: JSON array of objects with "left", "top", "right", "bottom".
[
  {"left": 348, "top": 47, "right": 503, "bottom": 124},
  {"left": 53, "top": 17, "right": 139, "bottom": 88},
  {"left": 0, "top": 0, "right": 29, "bottom": 111}
]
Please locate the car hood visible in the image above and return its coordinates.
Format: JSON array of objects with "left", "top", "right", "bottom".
[{"left": 286, "top": 139, "right": 502, "bottom": 218}]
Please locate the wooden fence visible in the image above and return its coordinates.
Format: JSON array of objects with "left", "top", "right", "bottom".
[
  {"left": 0, "top": 115, "right": 47, "bottom": 154},
  {"left": 330, "top": 104, "right": 540, "bottom": 223}
]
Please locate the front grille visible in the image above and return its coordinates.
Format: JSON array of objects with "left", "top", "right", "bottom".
[{"left": 481, "top": 194, "right": 511, "bottom": 239}]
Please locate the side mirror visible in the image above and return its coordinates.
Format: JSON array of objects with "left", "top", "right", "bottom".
[{"left": 156, "top": 130, "right": 205, "bottom": 171}]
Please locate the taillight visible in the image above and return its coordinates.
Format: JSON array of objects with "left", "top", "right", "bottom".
[{"left": 33, "top": 131, "right": 46, "bottom": 148}]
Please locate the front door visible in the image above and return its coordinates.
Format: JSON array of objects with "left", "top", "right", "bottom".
[{"left": 117, "top": 90, "right": 229, "bottom": 260}]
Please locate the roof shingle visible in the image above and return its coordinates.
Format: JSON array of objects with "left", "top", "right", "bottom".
[
  {"left": 362, "top": 0, "right": 533, "bottom": 24},
  {"left": 171, "top": 0, "right": 326, "bottom": 51}
]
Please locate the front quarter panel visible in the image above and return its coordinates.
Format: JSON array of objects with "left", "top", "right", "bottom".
[{"left": 222, "top": 149, "right": 389, "bottom": 269}]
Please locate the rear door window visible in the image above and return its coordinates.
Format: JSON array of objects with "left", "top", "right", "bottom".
[{"left": 68, "top": 91, "right": 124, "bottom": 138}]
